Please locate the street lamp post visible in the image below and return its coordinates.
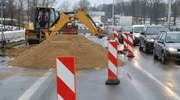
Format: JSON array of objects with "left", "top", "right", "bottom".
[{"left": 167, "top": 0, "right": 172, "bottom": 29}]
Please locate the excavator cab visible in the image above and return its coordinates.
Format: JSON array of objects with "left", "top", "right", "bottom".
[
  {"left": 34, "top": 7, "right": 58, "bottom": 29},
  {"left": 25, "top": 6, "right": 58, "bottom": 44}
]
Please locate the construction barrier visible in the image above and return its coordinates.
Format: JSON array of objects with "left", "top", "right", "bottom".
[
  {"left": 122, "top": 32, "right": 128, "bottom": 51},
  {"left": 113, "top": 30, "right": 119, "bottom": 43},
  {"left": 127, "top": 34, "right": 134, "bottom": 57},
  {"left": 106, "top": 40, "right": 120, "bottom": 85},
  {"left": 56, "top": 57, "right": 76, "bottom": 100}
]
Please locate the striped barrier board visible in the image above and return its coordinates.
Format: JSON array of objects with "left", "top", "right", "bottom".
[
  {"left": 106, "top": 40, "right": 120, "bottom": 85},
  {"left": 56, "top": 57, "right": 76, "bottom": 100}
]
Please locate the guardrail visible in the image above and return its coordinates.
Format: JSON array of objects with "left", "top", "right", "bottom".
[{"left": 0, "top": 30, "right": 25, "bottom": 42}]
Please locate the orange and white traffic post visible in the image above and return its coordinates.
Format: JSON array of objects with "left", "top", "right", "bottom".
[
  {"left": 106, "top": 40, "right": 120, "bottom": 85},
  {"left": 127, "top": 34, "right": 135, "bottom": 57},
  {"left": 113, "top": 30, "right": 119, "bottom": 43},
  {"left": 122, "top": 32, "right": 128, "bottom": 51},
  {"left": 56, "top": 57, "right": 76, "bottom": 100}
]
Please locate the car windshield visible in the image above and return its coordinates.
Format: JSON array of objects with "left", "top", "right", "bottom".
[
  {"left": 133, "top": 27, "right": 144, "bottom": 33},
  {"left": 122, "top": 27, "right": 132, "bottom": 33},
  {"left": 146, "top": 27, "right": 169, "bottom": 35},
  {"left": 166, "top": 33, "right": 180, "bottom": 43}
]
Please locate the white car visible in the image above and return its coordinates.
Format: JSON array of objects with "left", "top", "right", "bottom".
[{"left": 132, "top": 25, "right": 145, "bottom": 45}]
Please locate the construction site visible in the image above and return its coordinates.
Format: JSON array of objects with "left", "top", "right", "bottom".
[{"left": 1, "top": 0, "right": 180, "bottom": 100}]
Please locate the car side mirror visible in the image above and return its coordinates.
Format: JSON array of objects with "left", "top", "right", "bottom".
[{"left": 158, "top": 40, "right": 164, "bottom": 44}]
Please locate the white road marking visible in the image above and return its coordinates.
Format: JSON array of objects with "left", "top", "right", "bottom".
[
  {"left": 18, "top": 70, "right": 53, "bottom": 100},
  {"left": 134, "top": 65, "right": 180, "bottom": 100},
  {"left": 119, "top": 48, "right": 180, "bottom": 99}
]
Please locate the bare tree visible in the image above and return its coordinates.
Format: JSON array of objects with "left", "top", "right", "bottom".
[
  {"left": 172, "top": 0, "right": 180, "bottom": 25},
  {"left": 41, "top": 0, "right": 56, "bottom": 7},
  {"left": 15, "top": 0, "right": 24, "bottom": 29},
  {"left": 58, "top": 1, "right": 71, "bottom": 11},
  {"left": 78, "top": 0, "right": 91, "bottom": 10}
]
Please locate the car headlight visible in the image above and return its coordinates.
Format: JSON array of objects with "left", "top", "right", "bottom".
[
  {"left": 147, "top": 38, "right": 155, "bottom": 42},
  {"left": 134, "top": 34, "right": 140, "bottom": 38},
  {"left": 167, "top": 48, "right": 177, "bottom": 52}
]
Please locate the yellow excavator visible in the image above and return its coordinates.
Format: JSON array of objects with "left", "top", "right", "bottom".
[{"left": 24, "top": 6, "right": 103, "bottom": 45}]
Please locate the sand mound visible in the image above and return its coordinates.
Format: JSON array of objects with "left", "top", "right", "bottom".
[
  {"left": 6, "top": 46, "right": 35, "bottom": 57},
  {"left": 9, "top": 35, "right": 108, "bottom": 69}
]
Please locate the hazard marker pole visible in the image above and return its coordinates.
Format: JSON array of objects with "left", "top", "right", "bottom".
[
  {"left": 56, "top": 57, "right": 76, "bottom": 100},
  {"left": 106, "top": 40, "right": 120, "bottom": 85},
  {"left": 122, "top": 32, "right": 128, "bottom": 51},
  {"left": 127, "top": 34, "right": 135, "bottom": 58},
  {"left": 113, "top": 30, "right": 119, "bottom": 43}
]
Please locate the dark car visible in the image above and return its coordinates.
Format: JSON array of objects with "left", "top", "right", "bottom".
[
  {"left": 153, "top": 32, "right": 180, "bottom": 64},
  {"left": 132, "top": 25, "right": 145, "bottom": 46},
  {"left": 139, "top": 26, "right": 169, "bottom": 53},
  {"left": 118, "top": 26, "right": 133, "bottom": 43}
]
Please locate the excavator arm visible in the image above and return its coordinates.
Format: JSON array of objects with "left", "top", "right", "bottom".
[
  {"left": 50, "top": 13, "right": 73, "bottom": 31},
  {"left": 45, "top": 9, "right": 102, "bottom": 38},
  {"left": 42, "top": 12, "right": 74, "bottom": 38},
  {"left": 76, "top": 9, "right": 101, "bottom": 36},
  {"left": 25, "top": 7, "right": 103, "bottom": 44}
]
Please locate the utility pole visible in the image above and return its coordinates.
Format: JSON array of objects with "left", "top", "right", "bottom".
[
  {"left": 28, "top": 0, "right": 30, "bottom": 23},
  {"left": 167, "top": 0, "right": 172, "bottom": 29},
  {"left": 112, "top": 0, "right": 115, "bottom": 26}
]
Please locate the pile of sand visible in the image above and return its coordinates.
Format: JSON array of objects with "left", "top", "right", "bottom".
[
  {"left": 6, "top": 46, "right": 35, "bottom": 57},
  {"left": 9, "top": 35, "right": 108, "bottom": 69}
]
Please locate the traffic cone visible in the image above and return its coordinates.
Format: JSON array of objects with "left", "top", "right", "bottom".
[{"left": 127, "top": 34, "right": 135, "bottom": 58}]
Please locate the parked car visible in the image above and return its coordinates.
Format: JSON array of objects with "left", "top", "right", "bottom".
[
  {"left": 118, "top": 26, "right": 133, "bottom": 43},
  {"left": 153, "top": 32, "right": 180, "bottom": 64},
  {"left": 139, "top": 26, "right": 170, "bottom": 53},
  {"left": 132, "top": 25, "right": 145, "bottom": 46}
]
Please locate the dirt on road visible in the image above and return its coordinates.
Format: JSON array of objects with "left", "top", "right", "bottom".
[
  {"left": 8, "top": 35, "right": 109, "bottom": 69},
  {"left": 6, "top": 46, "right": 35, "bottom": 57}
]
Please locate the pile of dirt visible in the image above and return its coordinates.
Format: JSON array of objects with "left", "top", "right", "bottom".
[
  {"left": 6, "top": 46, "right": 35, "bottom": 57},
  {"left": 9, "top": 35, "right": 108, "bottom": 69}
]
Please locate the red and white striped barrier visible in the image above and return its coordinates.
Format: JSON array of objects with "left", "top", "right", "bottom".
[
  {"left": 122, "top": 32, "right": 128, "bottom": 51},
  {"left": 56, "top": 57, "right": 76, "bottom": 100},
  {"left": 106, "top": 40, "right": 120, "bottom": 85},
  {"left": 127, "top": 34, "right": 134, "bottom": 57},
  {"left": 113, "top": 30, "right": 119, "bottom": 43}
]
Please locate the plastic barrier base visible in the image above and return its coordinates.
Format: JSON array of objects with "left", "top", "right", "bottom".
[
  {"left": 105, "top": 79, "right": 120, "bottom": 85},
  {"left": 127, "top": 54, "right": 135, "bottom": 58}
]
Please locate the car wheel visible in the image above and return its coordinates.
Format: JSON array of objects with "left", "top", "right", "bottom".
[
  {"left": 143, "top": 45, "right": 148, "bottom": 53},
  {"left": 153, "top": 49, "right": 158, "bottom": 60},
  {"left": 161, "top": 52, "right": 167, "bottom": 64},
  {"left": 139, "top": 42, "right": 143, "bottom": 51}
]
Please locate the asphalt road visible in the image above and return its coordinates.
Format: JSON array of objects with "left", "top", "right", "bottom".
[
  {"left": 0, "top": 56, "right": 48, "bottom": 100},
  {"left": 37, "top": 47, "right": 180, "bottom": 100},
  {"left": 1, "top": 35, "right": 180, "bottom": 100}
]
